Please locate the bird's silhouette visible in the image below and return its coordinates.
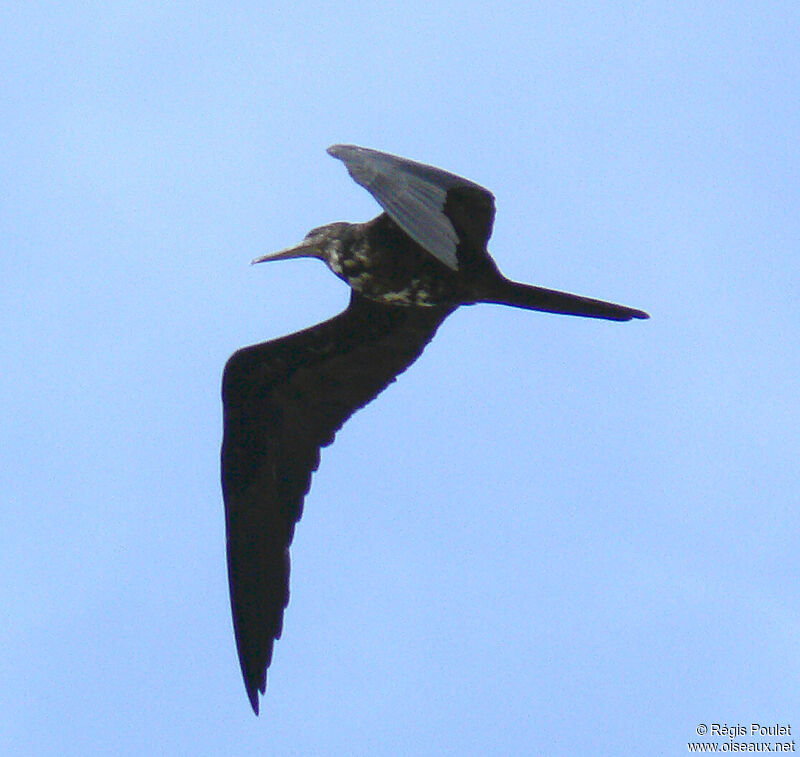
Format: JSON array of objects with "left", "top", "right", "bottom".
[{"left": 221, "top": 145, "right": 648, "bottom": 713}]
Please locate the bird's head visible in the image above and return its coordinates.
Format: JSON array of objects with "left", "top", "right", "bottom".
[{"left": 252, "top": 223, "right": 351, "bottom": 268}]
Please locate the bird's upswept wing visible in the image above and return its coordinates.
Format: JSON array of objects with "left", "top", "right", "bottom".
[
  {"left": 221, "top": 293, "right": 453, "bottom": 713},
  {"left": 327, "top": 144, "right": 496, "bottom": 272}
]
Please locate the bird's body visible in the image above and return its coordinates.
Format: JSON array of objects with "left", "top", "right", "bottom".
[
  {"left": 221, "top": 145, "right": 648, "bottom": 713},
  {"left": 294, "top": 215, "right": 469, "bottom": 307}
]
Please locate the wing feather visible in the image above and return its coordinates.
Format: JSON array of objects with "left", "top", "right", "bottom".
[
  {"left": 221, "top": 293, "right": 452, "bottom": 712},
  {"left": 327, "top": 144, "right": 496, "bottom": 271}
]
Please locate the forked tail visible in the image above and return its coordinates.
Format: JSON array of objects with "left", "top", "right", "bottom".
[{"left": 480, "top": 277, "right": 649, "bottom": 322}]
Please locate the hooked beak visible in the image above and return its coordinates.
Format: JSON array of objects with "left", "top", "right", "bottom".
[{"left": 251, "top": 240, "right": 320, "bottom": 265}]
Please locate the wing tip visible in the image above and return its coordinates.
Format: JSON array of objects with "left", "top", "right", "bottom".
[
  {"left": 327, "top": 143, "right": 356, "bottom": 160},
  {"left": 247, "top": 686, "right": 261, "bottom": 715},
  {"left": 243, "top": 663, "right": 266, "bottom": 715}
]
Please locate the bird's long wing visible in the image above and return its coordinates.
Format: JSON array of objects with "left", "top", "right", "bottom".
[
  {"left": 221, "top": 293, "right": 453, "bottom": 713},
  {"left": 328, "top": 144, "right": 496, "bottom": 272}
]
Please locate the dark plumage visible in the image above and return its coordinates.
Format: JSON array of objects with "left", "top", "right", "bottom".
[{"left": 221, "top": 145, "right": 648, "bottom": 713}]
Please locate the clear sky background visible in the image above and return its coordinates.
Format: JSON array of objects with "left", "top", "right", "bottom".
[{"left": 2, "top": 2, "right": 798, "bottom": 755}]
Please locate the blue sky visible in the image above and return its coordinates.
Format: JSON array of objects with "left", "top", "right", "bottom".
[{"left": 2, "top": 2, "right": 798, "bottom": 754}]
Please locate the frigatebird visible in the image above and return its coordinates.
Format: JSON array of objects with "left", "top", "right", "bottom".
[{"left": 221, "top": 145, "right": 648, "bottom": 713}]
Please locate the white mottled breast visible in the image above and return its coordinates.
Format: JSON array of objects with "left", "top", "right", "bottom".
[{"left": 322, "top": 234, "right": 446, "bottom": 307}]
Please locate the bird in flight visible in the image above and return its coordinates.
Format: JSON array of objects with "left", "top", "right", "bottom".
[{"left": 221, "top": 145, "right": 648, "bottom": 713}]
